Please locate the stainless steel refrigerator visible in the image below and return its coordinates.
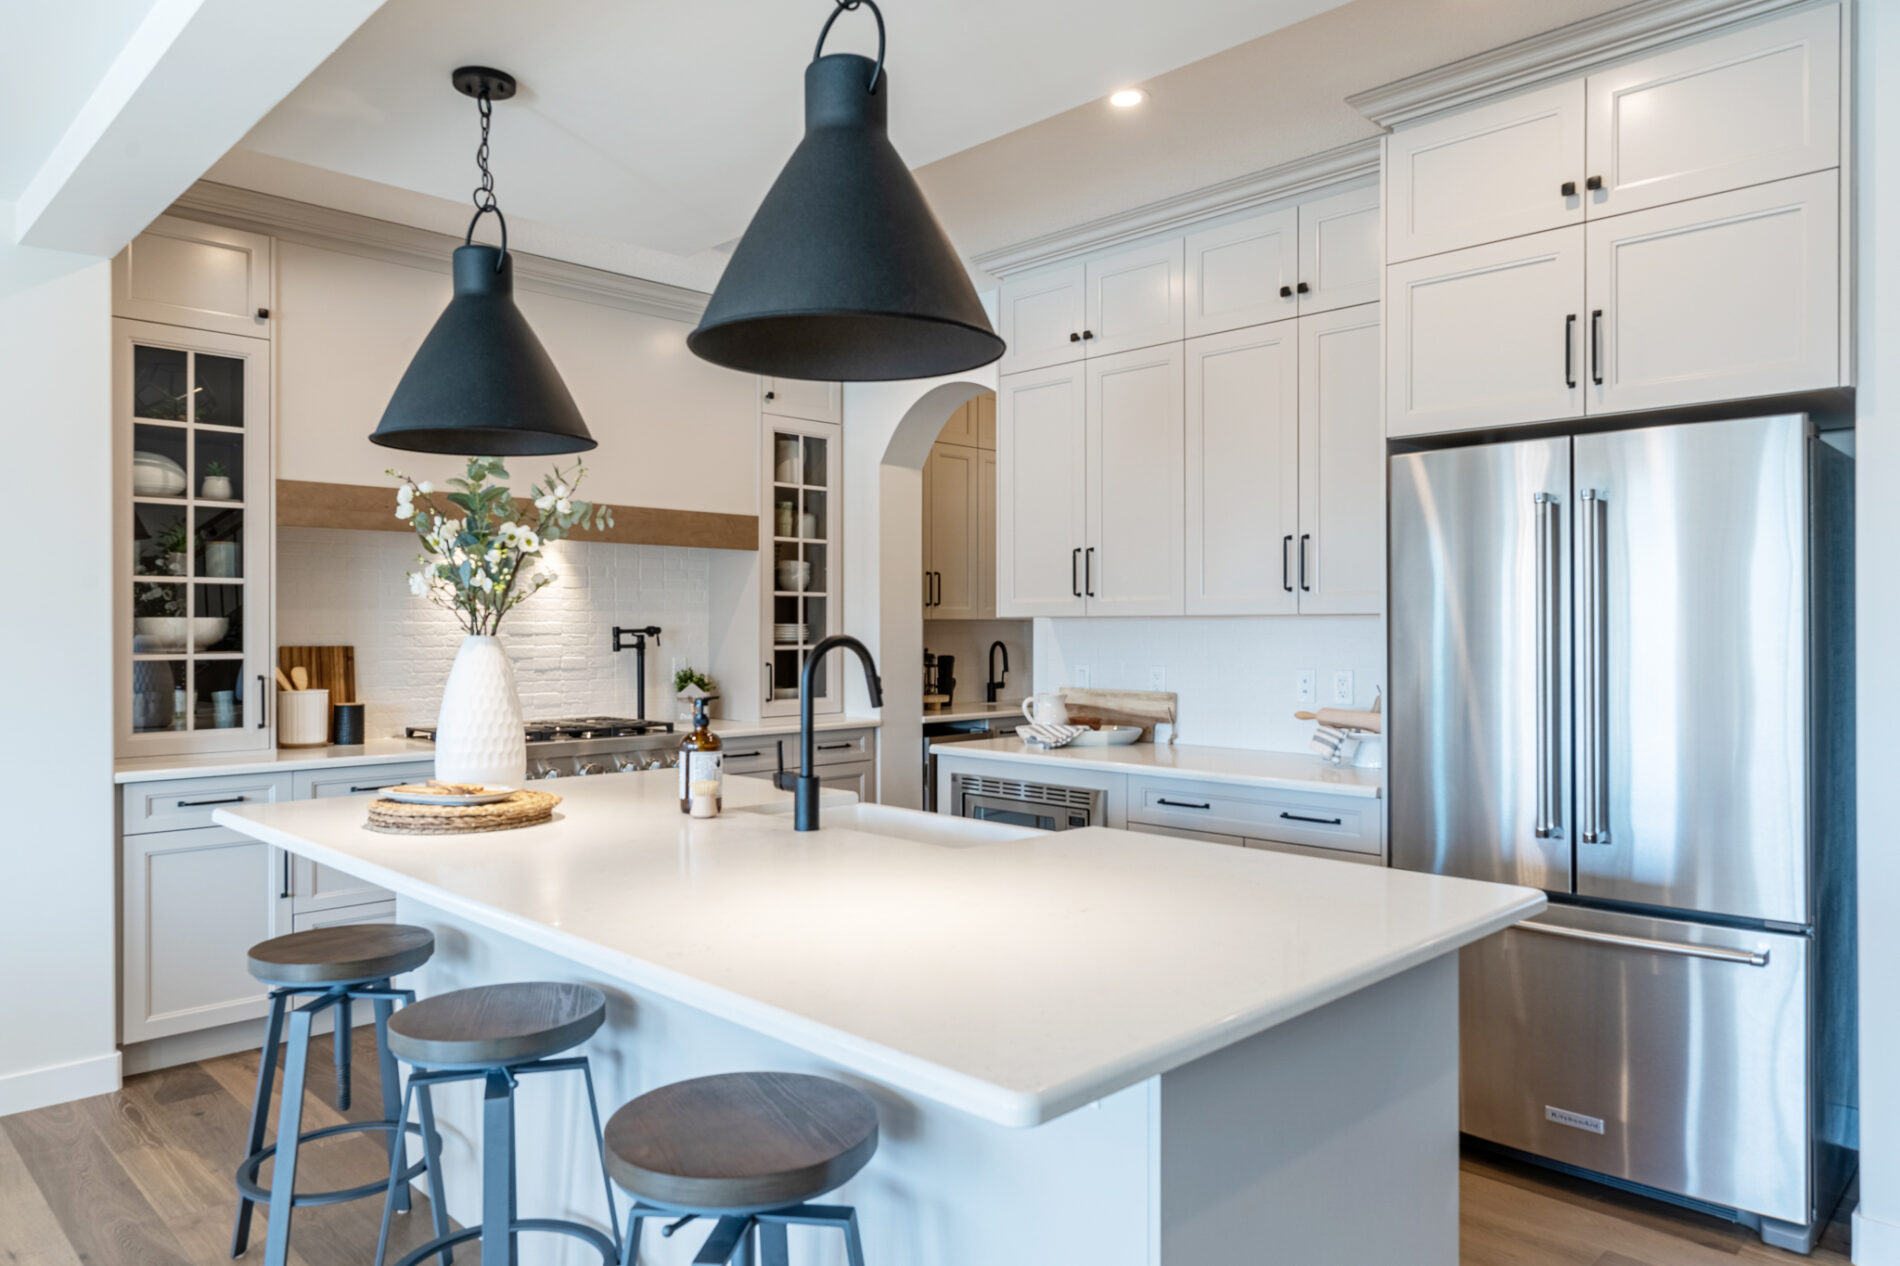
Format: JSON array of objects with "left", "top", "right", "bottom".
[{"left": 1388, "top": 413, "right": 1855, "bottom": 1252}]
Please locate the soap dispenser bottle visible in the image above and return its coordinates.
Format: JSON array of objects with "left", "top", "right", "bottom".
[{"left": 678, "top": 694, "right": 723, "bottom": 814}]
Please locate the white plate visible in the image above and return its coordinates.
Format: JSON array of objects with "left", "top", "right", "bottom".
[
  {"left": 380, "top": 784, "right": 518, "bottom": 806},
  {"left": 1068, "top": 726, "right": 1143, "bottom": 747}
]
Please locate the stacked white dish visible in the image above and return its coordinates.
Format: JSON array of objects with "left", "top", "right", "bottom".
[
  {"left": 775, "top": 560, "right": 812, "bottom": 592},
  {"left": 132, "top": 452, "right": 187, "bottom": 496},
  {"left": 772, "top": 623, "right": 813, "bottom": 644}
]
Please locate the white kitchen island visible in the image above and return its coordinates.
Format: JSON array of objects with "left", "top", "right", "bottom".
[{"left": 217, "top": 770, "right": 1541, "bottom": 1265}]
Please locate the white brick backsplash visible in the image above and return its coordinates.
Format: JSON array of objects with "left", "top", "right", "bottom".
[{"left": 278, "top": 527, "right": 714, "bottom": 737}]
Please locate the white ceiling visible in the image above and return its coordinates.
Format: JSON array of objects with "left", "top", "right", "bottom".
[
  {"left": 215, "top": 0, "right": 1352, "bottom": 285},
  {"left": 3, "top": 0, "right": 160, "bottom": 200}
]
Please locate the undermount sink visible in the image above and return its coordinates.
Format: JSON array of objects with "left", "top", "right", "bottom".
[{"left": 743, "top": 800, "right": 1042, "bottom": 846}]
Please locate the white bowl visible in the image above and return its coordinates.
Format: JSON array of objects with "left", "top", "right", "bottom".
[
  {"left": 775, "top": 560, "right": 812, "bottom": 592},
  {"left": 132, "top": 452, "right": 187, "bottom": 496},
  {"left": 133, "top": 616, "right": 229, "bottom": 652}
]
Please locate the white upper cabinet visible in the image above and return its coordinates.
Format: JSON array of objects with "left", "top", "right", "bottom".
[
  {"left": 113, "top": 215, "right": 274, "bottom": 339},
  {"left": 1387, "top": 226, "right": 1586, "bottom": 437},
  {"left": 1297, "top": 305, "right": 1384, "bottom": 615},
  {"left": 1185, "top": 323, "right": 1299, "bottom": 615},
  {"left": 1584, "top": 5, "right": 1839, "bottom": 220},
  {"left": 998, "top": 262, "right": 1087, "bottom": 374},
  {"left": 924, "top": 441, "right": 981, "bottom": 620},
  {"left": 1084, "top": 238, "right": 1185, "bottom": 358},
  {"left": 1586, "top": 170, "right": 1839, "bottom": 415},
  {"left": 997, "top": 363, "right": 1088, "bottom": 617},
  {"left": 1086, "top": 344, "right": 1185, "bottom": 616},
  {"left": 1297, "top": 185, "right": 1382, "bottom": 315},
  {"left": 1184, "top": 207, "right": 1299, "bottom": 338},
  {"left": 976, "top": 448, "right": 997, "bottom": 620},
  {"left": 761, "top": 377, "right": 842, "bottom": 424},
  {"left": 1386, "top": 80, "right": 1586, "bottom": 264}
]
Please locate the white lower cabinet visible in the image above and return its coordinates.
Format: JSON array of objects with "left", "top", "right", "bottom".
[
  {"left": 290, "top": 762, "right": 431, "bottom": 912},
  {"left": 818, "top": 760, "right": 877, "bottom": 802},
  {"left": 292, "top": 900, "right": 397, "bottom": 935},
  {"left": 1386, "top": 226, "right": 1586, "bottom": 438},
  {"left": 1586, "top": 170, "right": 1840, "bottom": 415},
  {"left": 1086, "top": 344, "right": 1185, "bottom": 616}
]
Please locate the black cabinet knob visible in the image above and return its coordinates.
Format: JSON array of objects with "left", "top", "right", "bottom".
[
  {"left": 256, "top": 307, "right": 270, "bottom": 319},
  {"left": 1561, "top": 181, "right": 1577, "bottom": 197},
  {"left": 1082, "top": 329, "right": 1094, "bottom": 340},
  {"left": 1069, "top": 331, "right": 1081, "bottom": 342},
  {"left": 1279, "top": 285, "right": 1293, "bottom": 298},
  {"left": 764, "top": 390, "right": 776, "bottom": 400},
  {"left": 1585, "top": 175, "right": 1603, "bottom": 191},
  {"left": 1296, "top": 281, "right": 1310, "bottom": 294}
]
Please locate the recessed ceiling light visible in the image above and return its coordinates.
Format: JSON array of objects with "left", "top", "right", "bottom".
[{"left": 1109, "top": 88, "right": 1147, "bottom": 109}]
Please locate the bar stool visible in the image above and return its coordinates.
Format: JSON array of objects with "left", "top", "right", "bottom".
[
  {"left": 605, "top": 1072, "right": 878, "bottom": 1265},
  {"left": 374, "top": 981, "right": 622, "bottom": 1266},
  {"left": 232, "top": 923, "right": 447, "bottom": 1266}
]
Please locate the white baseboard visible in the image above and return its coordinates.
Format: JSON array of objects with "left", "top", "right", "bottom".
[
  {"left": 0, "top": 1051, "right": 121, "bottom": 1118},
  {"left": 1855, "top": 1205, "right": 1900, "bottom": 1264}
]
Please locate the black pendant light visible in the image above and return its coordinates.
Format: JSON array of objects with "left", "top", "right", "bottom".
[
  {"left": 688, "top": 0, "right": 1005, "bottom": 382},
  {"left": 371, "top": 67, "right": 595, "bottom": 455}
]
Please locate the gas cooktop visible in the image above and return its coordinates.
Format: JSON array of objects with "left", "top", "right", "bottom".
[{"left": 404, "top": 716, "right": 676, "bottom": 743}]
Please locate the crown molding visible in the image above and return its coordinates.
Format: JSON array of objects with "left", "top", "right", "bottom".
[
  {"left": 1347, "top": 0, "right": 1826, "bottom": 129},
  {"left": 968, "top": 138, "right": 1380, "bottom": 279},
  {"left": 169, "top": 181, "right": 710, "bottom": 324}
]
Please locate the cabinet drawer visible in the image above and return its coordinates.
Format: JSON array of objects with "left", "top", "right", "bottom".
[
  {"left": 810, "top": 729, "right": 875, "bottom": 766},
  {"left": 1245, "top": 836, "right": 1383, "bottom": 867},
  {"left": 719, "top": 731, "right": 870, "bottom": 773},
  {"left": 292, "top": 900, "right": 396, "bottom": 935},
  {"left": 1128, "top": 777, "right": 1380, "bottom": 855},
  {"left": 123, "top": 772, "right": 294, "bottom": 835},
  {"left": 295, "top": 762, "right": 436, "bottom": 799},
  {"left": 1127, "top": 821, "right": 1245, "bottom": 848}
]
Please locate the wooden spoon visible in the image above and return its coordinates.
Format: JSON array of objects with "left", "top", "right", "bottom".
[
  {"left": 290, "top": 665, "right": 309, "bottom": 690},
  {"left": 274, "top": 667, "right": 295, "bottom": 692}
]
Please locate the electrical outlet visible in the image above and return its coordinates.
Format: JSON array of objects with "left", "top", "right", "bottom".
[
  {"left": 1074, "top": 665, "right": 1091, "bottom": 688},
  {"left": 1295, "top": 670, "right": 1315, "bottom": 706},
  {"left": 1332, "top": 670, "right": 1355, "bottom": 706},
  {"left": 1148, "top": 667, "right": 1167, "bottom": 690}
]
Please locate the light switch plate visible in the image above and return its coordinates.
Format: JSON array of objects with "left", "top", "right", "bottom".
[
  {"left": 1148, "top": 667, "right": 1166, "bottom": 690},
  {"left": 1332, "top": 670, "right": 1355, "bottom": 706},
  {"left": 1295, "top": 670, "right": 1315, "bottom": 706}
]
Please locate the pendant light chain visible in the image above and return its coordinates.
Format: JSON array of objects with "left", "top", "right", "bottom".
[
  {"left": 463, "top": 86, "right": 509, "bottom": 266},
  {"left": 814, "top": 0, "right": 884, "bottom": 93}
]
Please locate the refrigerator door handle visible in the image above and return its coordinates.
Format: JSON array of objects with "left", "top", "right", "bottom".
[
  {"left": 1533, "top": 493, "right": 1562, "bottom": 839},
  {"left": 1579, "top": 490, "right": 1610, "bottom": 844},
  {"left": 1515, "top": 918, "right": 1769, "bottom": 967}
]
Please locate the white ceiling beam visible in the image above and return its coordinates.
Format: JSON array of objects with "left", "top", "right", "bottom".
[{"left": 14, "top": 0, "right": 385, "bottom": 257}]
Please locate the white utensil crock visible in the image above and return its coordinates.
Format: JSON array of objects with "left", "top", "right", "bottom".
[
  {"left": 1021, "top": 693, "right": 1069, "bottom": 726},
  {"left": 278, "top": 688, "right": 330, "bottom": 748},
  {"left": 433, "top": 635, "right": 527, "bottom": 786}
]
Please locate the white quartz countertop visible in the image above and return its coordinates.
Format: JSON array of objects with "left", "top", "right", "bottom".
[
  {"left": 932, "top": 736, "right": 1384, "bottom": 798},
  {"left": 215, "top": 770, "right": 1535, "bottom": 1127},
  {"left": 113, "top": 716, "right": 881, "bottom": 784},
  {"left": 923, "top": 701, "right": 1025, "bottom": 725}
]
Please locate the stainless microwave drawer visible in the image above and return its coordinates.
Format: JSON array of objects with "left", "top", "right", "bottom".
[
  {"left": 1127, "top": 777, "right": 1380, "bottom": 855},
  {"left": 1461, "top": 905, "right": 1809, "bottom": 1224}
]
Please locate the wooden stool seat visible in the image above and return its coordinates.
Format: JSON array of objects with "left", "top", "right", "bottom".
[
  {"left": 246, "top": 923, "right": 435, "bottom": 985},
  {"left": 386, "top": 981, "right": 606, "bottom": 1068},
  {"left": 605, "top": 1072, "right": 879, "bottom": 1211}
]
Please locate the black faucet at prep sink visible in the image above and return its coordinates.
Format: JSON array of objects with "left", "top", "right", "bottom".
[
  {"left": 796, "top": 635, "right": 884, "bottom": 831},
  {"left": 611, "top": 625, "right": 662, "bottom": 720},
  {"left": 986, "top": 640, "right": 1009, "bottom": 702}
]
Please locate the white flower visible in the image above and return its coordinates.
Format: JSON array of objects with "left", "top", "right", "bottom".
[
  {"left": 516, "top": 527, "right": 541, "bottom": 553},
  {"left": 555, "top": 498, "right": 572, "bottom": 515},
  {"left": 407, "top": 571, "right": 428, "bottom": 596},
  {"left": 475, "top": 571, "right": 495, "bottom": 592},
  {"left": 395, "top": 500, "right": 415, "bottom": 520},
  {"left": 534, "top": 492, "right": 555, "bottom": 512},
  {"left": 451, "top": 548, "right": 468, "bottom": 565},
  {"left": 554, "top": 482, "right": 570, "bottom": 499},
  {"left": 485, "top": 548, "right": 502, "bottom": 566},
  {"left": 397, "top": 484, "right": 414, "bottom": 505},
  {"left": 496, "top": 521, "right": 521, "bottom": 546},
  {"left": 417, "top": 481, "right": 432, "bottom": 494}
]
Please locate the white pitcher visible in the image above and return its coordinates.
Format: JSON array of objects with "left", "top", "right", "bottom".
[{"left": 1021, "top": 693, "right": 1069, "bottom": 726}]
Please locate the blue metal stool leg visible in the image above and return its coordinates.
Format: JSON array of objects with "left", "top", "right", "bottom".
[
  {"left": 335, "top": 993, "right": 353, "bottom": 1112},
  {"left": 578, "top": 1059, "right": 624, "bottom": 1250},
  {"left": 230, "top": 987, "right": 287, "bottom": 1258},
  {"left": 375, "top": 1077, "right": 421, "bottom": 1266},
  {"left": 415, "top": 1080, "right": 453, "bottom": 1260},
  {"left": 371, "top": 987, "right": 411, "bottom": 1215},
  {"left": 622, "top": 1206, "right": 647, "bottom": 1266},
  {"left": 757, "top": 1220, "right": 789, "bottom": 1266},
  {"left": 261, "top": 1000, "right": 318, "bottom": 1266},
  {"left": 482, "top": 1069, "right": 517, "bottom": 1266}
]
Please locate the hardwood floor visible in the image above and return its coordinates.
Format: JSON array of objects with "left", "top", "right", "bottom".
[{"left": 0, "top": 1029, "right": 1859, "bottom": 1265}]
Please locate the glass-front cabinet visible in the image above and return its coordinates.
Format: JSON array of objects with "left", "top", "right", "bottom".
[
  {"left": 762, "top": 412, "right": 843, "bottom": 718},
  {"left": 116, "top": 319, "right": 272, "bottom": 755}
]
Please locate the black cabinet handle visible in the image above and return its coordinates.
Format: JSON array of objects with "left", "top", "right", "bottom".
[
  {"left": 1280, "top": 811, "right": 1343, "bottom": 826},
  {"left": 1561, "top": 181, "right": 1577, "bottom": 197},
  {"left": 257, "top": 675, "right": 267, "bottom": 728},
  {"left": 1282, "top": 534, "right": 1293, "bottom": 593},
  {"left": 1081, "top": 329, "right": 1094, "bottom": 340},
  {"left": 817, "top": 742, "right": 852, "bottom": 752},
  {"left": 1084, "top": 547, "right": 1096, "bottom": 597},
  {"left": 280, "top": 851, "right": 291, "bottom": 899},
  {"left": 764, "top": 389, "right": 777, "bottom": 400},
  {"left": 1158, "top": 798, "right": 1212, "bottom": 810},
  {"left": 1295, "top": 281, "right": 1310, "bottom": 294},
  {"left": 178, "top": 795, "right": 248, "bottom": 807},
  {"left": 348, "top": 782, "right": 401, "bottom": 793},
  {"left": 1069, "top": 331, "right": 1082, "bottom": 343},
  {"left": 1585, "top": 175, "right": 1603, "bottom": 191},
  {"left": 1072, "top": 547, "right": 1082, "bottom": 597},
  {"left": 728, "top": 750, "right": 763, "bottom": 759},
  {"left": 256, "top": 307, "right": 270, "bottom": 319},
  {"left": 1591, "top": 309, "right": 1604, "bottom": 385},
  {"left": 764, "top": 660, "right": 774, "bottom": 705},
  {"left": 1279, "top": 284, "right": 1293, "bottom": 298},
  {"left": 1565, "top": 314, "right": 1577, "bottom": 388},
  {"left": 933, "top": 572, "right": 942, "bottom": 606},
  {"left": 1298, "top": 534, "right": 1311, "bottom": 592}
]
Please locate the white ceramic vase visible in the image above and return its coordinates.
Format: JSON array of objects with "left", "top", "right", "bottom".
[{"left": 433, "top": 635, "right": 527, "bottom": 787}]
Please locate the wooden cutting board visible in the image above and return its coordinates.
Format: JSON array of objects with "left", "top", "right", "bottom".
[
  {"left": 278, "top": 646, "right": 357, "bottom": 704},
  {"left": 1057, "top": 688, "right": 1178, "bottom": 743}
]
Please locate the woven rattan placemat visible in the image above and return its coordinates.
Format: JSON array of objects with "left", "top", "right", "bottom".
[{"left": 365, "top": 789, "right": 561, "bottom": 835}]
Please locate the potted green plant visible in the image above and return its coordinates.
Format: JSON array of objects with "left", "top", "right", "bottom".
[
  {"left": 673, "top": 666, "right": 717, "bottom": 721},
  {"left": 389, "top": 456, "right": 613, "bottom": 785},
  {"left": 200, "top": 460, "right": 233, "bottom": 501},
  {"left": 156, "top": 521, "right": 191, "bottom": 575}
]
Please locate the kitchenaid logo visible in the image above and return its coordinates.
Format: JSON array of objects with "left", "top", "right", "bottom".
[{"left": 1545, "top": 1105, "right": 1606, "bottom": 1134}]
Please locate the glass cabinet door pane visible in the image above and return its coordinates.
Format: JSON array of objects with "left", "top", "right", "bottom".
[
  {"left": 772, "top": 433, "right": 802, "bottom": 484},
  {"left": 132, "top": 423, "right": 188, "bottom": 499},
  {"left": 193, "top": 430, "right": 245, "bottom": 502},
  {"left": 193, "top": 353, "right": 246, "bottom": 428},
  {"left": 133, "top": 503, "right": 189, "bottom": 576},
  {"left": 132, "top": 345, "right": 189, "bottom": 420},
  {"left": 195, "top": 660, "right": 246, "bottom": 730},
  {"left": 193, "top": 581, "right": 243, "bottom": 654},
  {"left": 195, "top": 506, "right": 243, "bottom": 578},
  {"left": 131, "top": 659, "right": 187, "bottom": 733},
  {"left": 802, "top": 435, "right": 829, "bottom": 489},
  {"left": 800, "top": 488, "right": 827, "bottom": 541},
  {"left": 133, "top": 581, "right": 190, "bottom": 650}
]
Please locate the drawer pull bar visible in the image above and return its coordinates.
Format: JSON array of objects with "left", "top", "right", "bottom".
[
  {"left": 280, "top": 852, "right": 292, "bottom": 900},
  {"left": 178, "top": 795, "right": 249, "bottom": 807},
  {"left": 1280, "top": 811, "right": 1343, "bottom": 826},
  {"left": 1156, "top": 798, "right": 1211, "bottom": 810},
  {"left": 349, "top": 783, "right": 401, "bottom": 794},
  {"left": 817, "top": 742, "right": 853, "bottom": 752},
  {"left": 728, "top": 750, "right": 764, "bottom": 760},
  {"left": 1515, "top": 920, "right": 1769, "bottom": 967}
]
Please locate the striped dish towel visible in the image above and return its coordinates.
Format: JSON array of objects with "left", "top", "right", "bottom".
[
  {"left": 1017, "top": 722, "right": 1091, "bottom": 749},
  {"left": 1309, "top": 724, "right": 1353, "bottom": 763}
]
